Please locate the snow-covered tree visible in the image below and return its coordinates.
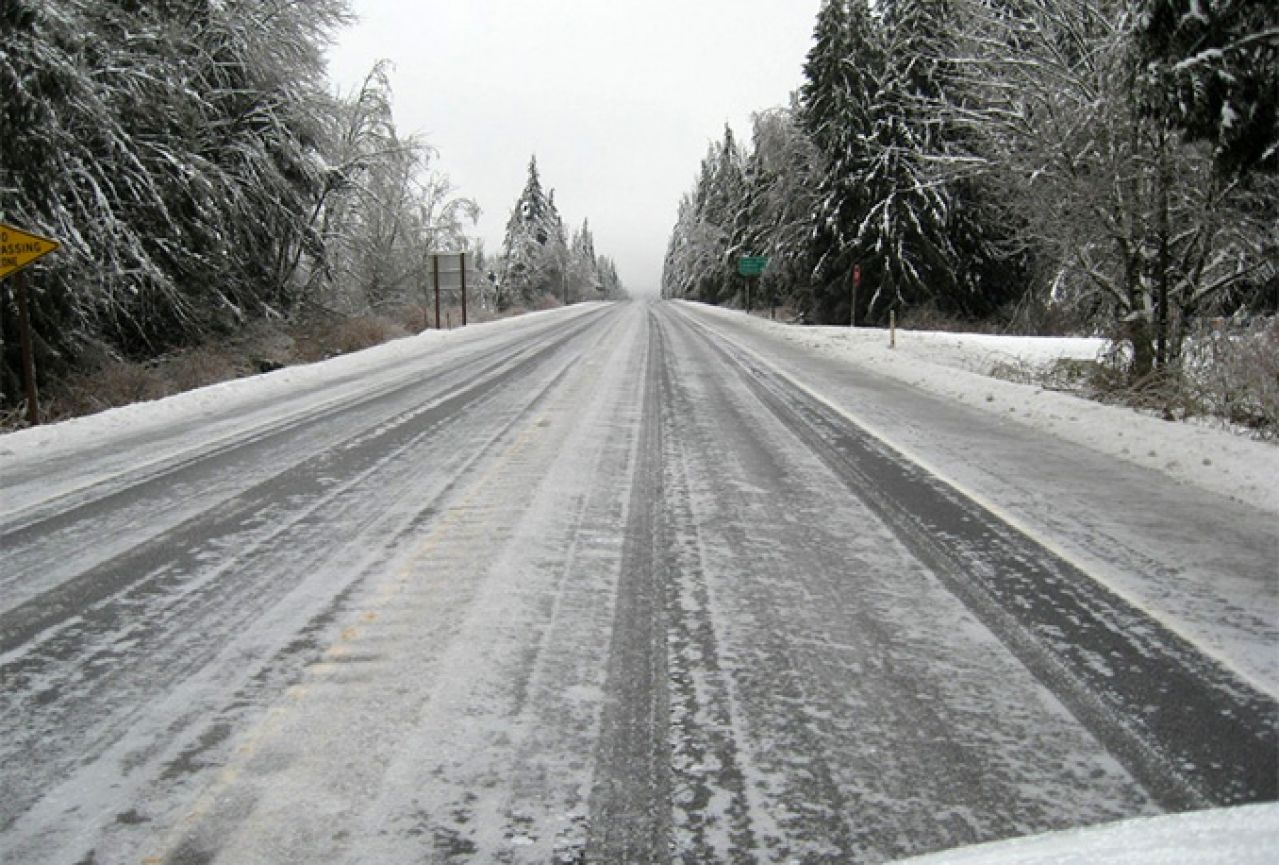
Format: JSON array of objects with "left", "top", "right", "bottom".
[
  {"left": 1136, "top": 0, "right": 1279, "bottom": 175},
  {"left": 0, "top": 0, "right": 500, "bottom": 410},
  {"left": 499, "top": 156, "right": 561, "bottom": 307},
  {"left": 596, "top": 255, "right": 625, "bottom": 299},
  {"left": 850, "top": 0, "right": 1030, "bottom": 323},
  {"left": 950, "top": 0, "right": 1276, "bottom": 377},
  {"left": 497, "top": 157, "right": 619, "bottom": 307},
  {"left": 799, "top": 0, "right": 884, "bottom": 322},
  {"left": 732, "top": 105, "right": 824, "bottom": 314},
  {"left": 853, "top": 0, "right": 959, "bottom": 320},
  {"left": 662, "top": 126, "right": 747, "bottom": 305},
  {"left": 0, "top": 0, "right": 348, "bottom": 393},
  {"left": 568, "top": 219, "right": 600, "bottom": 299},
  {"left": 307, "top": 63, "right": 477, "bottom": 314}
]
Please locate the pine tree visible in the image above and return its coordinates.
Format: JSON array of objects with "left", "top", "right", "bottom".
[
  {"left": 1137, "top": 0, "right": 1279, "bottom": 174},
  {"left": 854, "top": 0, "right": 955, "bottom": 320},
  {"left": 799, "top": 0, "right": 852, "bottom": 155},
  {"left": 500, "top": 156, "right": 556, "bottom": 306},
  {"left": 569, "top": 219, "right": 599, "bottom": 298},
  {"left": 857, "top": 0, "right": 1022, "bottom": 321},
  {"left": 800, "top": 0, "right": 884, "bottom": 323}
]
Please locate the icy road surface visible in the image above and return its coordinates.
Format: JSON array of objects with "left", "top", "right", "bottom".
[{"left": 1, "top": 301, "right": 1275, "bottom": 864}]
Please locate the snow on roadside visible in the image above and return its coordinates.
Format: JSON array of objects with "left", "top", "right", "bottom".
[
  {"left": 690, "top": 305, "right": 1279, "bottom": 515},
  {"left": 0, "top": 305, "right": 603, "bottom": 468}
]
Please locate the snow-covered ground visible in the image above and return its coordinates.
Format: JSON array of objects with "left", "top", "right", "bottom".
[
  {"left": 0, "top": 304, "right": 603, "bottom": 468},
  {"left": 693, "top": 305, "right": 1278, "bottom": 516},
  {"left": 676, "top": 302, "right": 1278, "bottom": 705},
  {"left": 6, "top": 300, "right": 1271, "bottom": 517},
  {"left": 0, "top": 304, "right": 606, "bottom": 522},
  {"left": 2, "top": 300, "right": 1274, "bottom": 862}
]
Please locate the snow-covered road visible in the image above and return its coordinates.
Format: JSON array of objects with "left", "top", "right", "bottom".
[{"left": 1, "top": 300, "right": 1274, "bottom": 864}]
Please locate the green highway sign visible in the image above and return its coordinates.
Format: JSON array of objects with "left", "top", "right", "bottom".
[{"left": 737, "top": 255, "right": 769, "bottom": 277}]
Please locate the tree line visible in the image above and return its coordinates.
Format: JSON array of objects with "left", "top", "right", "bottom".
[
  {"left": 0, "top": 0, "right": 623, "bottom": 418},
  {"left": 662, "top": 0, "right": 1277, "bottom": 382},
  {"left": 493, "top": 156, "right": 625, "bottom": 310}
]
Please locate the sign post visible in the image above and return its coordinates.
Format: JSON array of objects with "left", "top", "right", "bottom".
[
  {"left": 460, "top": 253, "right": 467, "bottom": 326},
  {"left": 737, "top": 256, "right": 769, "bottom": 314},
  {"left": 432, "top": 255, "right": 441, "bottom": 329},
  {"left": 1, "top": 223, "right": 62, "bottom": 426},
  {"left": 431, "top": 252, "right": 468, "bottom": 329}
]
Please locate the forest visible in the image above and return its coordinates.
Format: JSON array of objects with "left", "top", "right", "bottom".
[
  {"left": 662, "top": 0, "right": 1277, "bottom": 416},
  {"left": 0, "top": 0, "right": 623, "bottom": 424}
]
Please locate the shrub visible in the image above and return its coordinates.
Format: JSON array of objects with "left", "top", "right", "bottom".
[
  {"left": 164, "top": 346, "right": 242, "bottom": 392},
  {"left": 1188, "top": 317, "right": 1279, "bottom": 438},
  {"left": 291, "top": 314, "right": 407, "bottom": 362},
  {"left": 46, "top": 359, "right": 167, "bottom": 420}
]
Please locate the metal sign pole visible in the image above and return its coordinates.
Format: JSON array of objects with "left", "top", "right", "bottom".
[
  {"left": 460, "top": 252, "right": 467, "bottom": 327},
  {"left": 433, "top": 254, "right": 441, "bottom": 330}
]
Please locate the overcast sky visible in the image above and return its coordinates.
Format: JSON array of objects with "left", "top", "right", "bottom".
[{"left": 325, "top": 0, "right": 823, "bottom": 293}]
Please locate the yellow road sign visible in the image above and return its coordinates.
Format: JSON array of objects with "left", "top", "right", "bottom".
[{"left": 0, "top": 222, "right": 61, "bottom": 280}]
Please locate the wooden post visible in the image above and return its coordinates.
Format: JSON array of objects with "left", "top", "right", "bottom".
[
  {"left": 851, "top": 264, "right": 861, "bottom": 328},
  {"left": 15, "top": 270, "right": 39, "bottom": 426},
  {"left": 432, "top": 254, "right": 441, "bottom": 330}
]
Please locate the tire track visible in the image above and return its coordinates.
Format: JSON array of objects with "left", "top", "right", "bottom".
[
  {"left": 0, "top": 308, "right": 610, "bottom": 654},
  {"left": 585, "top": 307, "right": 672, "bottom": 863},
  {"left": 670, "top": 303, "right": 1277, "bottom": 810},
  {"left": 0, "top": 307, "right": 623, "bottom": 840}
]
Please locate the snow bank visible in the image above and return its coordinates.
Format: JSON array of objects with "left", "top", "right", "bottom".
[
  {"left": 0, "top": 305, "right": 603, "bottom": 466},
  {"left": 885, "top": 803, "right": 1279, "bottom": 865},
  {"left": 691, "top": 306, "right": 1279, "bottom": 515}
]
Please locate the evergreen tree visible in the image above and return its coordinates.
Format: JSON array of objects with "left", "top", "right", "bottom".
[
  {"left": 799, "top": 0, "right": 852, "bottom": 155},
  {"left": 858, "top": 0, "right": 1028, "bottom": 322},
  {"left": 596, "top": 255, "right": 625, "bottom": 299},
  {"left": 544, "top": 189, "right": 571, "bottom": 302},
  {"left": 856, "top": 0, "right": 957, "bottom": 320},
  {"left": 661, "top": 128, "right": 747, "bottom": 305},
  {"left": 499, "top": 156, "right": 557, "bottom": 306},
  {"left": 799, "top": 0, "right": 884, "bottom": 323},
  {"left": 569, "top": 219, "right": 600, "bottom": 298},
  {"left": 740, "top": 105, "right": 824, "bottom": 316},
  {"left": 1137, "top": 0, "right": 1279, "bottom": 174}
]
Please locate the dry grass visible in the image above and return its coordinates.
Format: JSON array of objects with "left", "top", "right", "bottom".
[
  {"left": 44, "top": 360, "right": 168, "bottom": 421},
  {"left": 165, "top": 345, "right": 244, "bottom": 393},
  {"left": 290, "top": 314, "right": 408, "bottom": 363}
]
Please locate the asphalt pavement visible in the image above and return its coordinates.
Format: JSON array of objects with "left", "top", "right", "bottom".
[{"left": 1, "top": 300, "right": 1273, "bottom": 864}]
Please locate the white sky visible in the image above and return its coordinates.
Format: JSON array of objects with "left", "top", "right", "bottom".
[{"left": 324, "top": 0, "right": 823, "bottom": 293}]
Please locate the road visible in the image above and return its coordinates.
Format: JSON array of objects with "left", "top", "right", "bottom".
[{"left": 1, "top": 300, "right": 1275, "bottom": 864}]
